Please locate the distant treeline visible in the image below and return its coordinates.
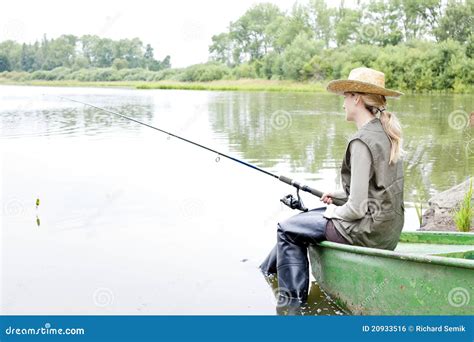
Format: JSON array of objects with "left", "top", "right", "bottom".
[
  {"left": 207, "top": 0, "right": 473, "bottom": 92},
  {"left": 0, "top": 0, "right": 472, "bottom": 92},
  {"left": 0, "top": 35, "right": 170, "bottom": 72}
]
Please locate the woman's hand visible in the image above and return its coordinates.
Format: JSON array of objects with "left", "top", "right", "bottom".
[{"left": 321, "top": 192, "right": 334, "bottom": 204}]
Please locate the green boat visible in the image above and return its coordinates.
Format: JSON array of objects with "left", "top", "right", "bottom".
[{"left": 309, "top": 231, "right": 474, "bottom": 315}]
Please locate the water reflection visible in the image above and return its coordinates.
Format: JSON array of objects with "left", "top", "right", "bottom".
[
  {"left": 1, "top": 89, "right": 470, "bottom": 198},
  {"left": 0, "top": 95, "right": 154, "bottom": 139},
  {"left": 207, "top": 91, "right": 473, "bottom": 202}
]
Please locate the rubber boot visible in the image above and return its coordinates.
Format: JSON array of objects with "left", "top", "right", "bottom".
[{"left": 259, "top": 244, "right": 278, "bottom": 275}]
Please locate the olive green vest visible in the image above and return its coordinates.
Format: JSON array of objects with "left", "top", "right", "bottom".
[{"left": 339, "top": 118, "right": 405, "bottom": 250}]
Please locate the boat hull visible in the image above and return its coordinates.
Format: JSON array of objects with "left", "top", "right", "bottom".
[{"left": 309, "top": 231, "right": 474, "bottom": 315}]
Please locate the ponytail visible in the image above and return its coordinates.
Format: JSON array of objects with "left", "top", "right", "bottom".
[
  {"left": 379, "top": 110, "right": 403, "bottom": 164},
  {"left": 359, "top": 93, "right": 403, "bottom": 164}
]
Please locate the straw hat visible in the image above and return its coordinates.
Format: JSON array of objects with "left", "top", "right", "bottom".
[{"left": 326, "top": 67, "right": 403, "bottom": 98}]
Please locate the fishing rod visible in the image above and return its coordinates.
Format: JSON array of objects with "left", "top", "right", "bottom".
[{"left": 59, "top": 96, "right": 347, "bottom": 208}]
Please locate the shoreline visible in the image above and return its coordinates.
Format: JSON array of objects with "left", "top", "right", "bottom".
[
  {"left": 0, "top": 79, "right": 328, "bottom": 93},
  {"left": 1, "top": 79, "right": 472, "bottom": 94}
]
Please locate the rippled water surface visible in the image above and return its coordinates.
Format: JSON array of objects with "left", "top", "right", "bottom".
[{"left": 1, "top": 85, "right": 472, "bottom": 315}]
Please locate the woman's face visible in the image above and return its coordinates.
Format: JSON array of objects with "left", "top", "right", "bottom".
[{"left": 342, "top": 92, "right": 359, "bottom": 121}]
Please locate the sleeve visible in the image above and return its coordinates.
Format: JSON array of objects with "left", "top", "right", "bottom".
[
  {"left": 323, "top": 139, "right": 372, "bottom": 221},
  {"left": 332, "top": 189, "right": 348, "bottom": 200}
]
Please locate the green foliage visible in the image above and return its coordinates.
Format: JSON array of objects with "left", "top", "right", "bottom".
[
  {"left": 204, "top": 0, "right": 473, "bottom": 92},
  {"left": 232, "top": 62, "right": 259, "bottom": 79},
  {"left": 177, "top": 63, "right": 231, "bottom": 82},
  {"left": 453, "top": 179, "right": 473, "bottom": 232},
  {"left": 0, "top": 63, "right": 232, "bottom": 83},
  {"left": 282, "top": 32, "right": 322, "bottom": 80},
  {"left": 0, "top": 0, "right": 472, "bottom": 91},
  {"left": 0, "top": 71, "right": 32, "bottom": 81},
  {"left": 228, "top": 3, "right": 285, "bottom": 62},
  {"left": 334, "top": 7, "right": 362, "bottom": 46},
  {"left": 0, "top": 54, "right": 11, "bottom": 72},
  {"left": 112, "top": 58, "right": 129, "bottom": 70},
  {"left": 434, "top": 0, "right": 473, "bottom": 43},
  {"left": 0, "top": 34, "right": 171, "bottom": 73},
  {"left": 209, "top": 33, "right": 234, "bottom": 66},
  {"left": 307, "top": 0, "right": 333, "bottom": 48}
]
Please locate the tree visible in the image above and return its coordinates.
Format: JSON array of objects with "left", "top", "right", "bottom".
[
  {"left": 80, "top": 35, "right": 100, "bottom": 65},
  {"left": 334, "top": 6, "right": 362, "bottom": 46},
  {"left": 269, "top": 3, "right": 313, "bottom": 52},
  {"left": 307, "top": 0, "right": 333, "bottom": 48},
  {"left": 115, "top": 38, "right": 143, "bottom": 68},
  {"left": 358, "top": 0, "right": 403, "bottom": 46},
  {"left": 209, "top": 33, "right": 233, "bottom": 65},
  {"left": 0, "top": 40, "right": 22, "bottom": 70},
  {"left": 229, "top": 3, "right": 285, "bottom": 62},
  {"left": 112, "top": 58, "right": 128, "bottom": 70},
  {"left": 46, "top": 35, "right": 77, "bottom": 68},
  {"left": 144, "top": 44, "right": 160, "bottom": 70},
  {"left": 20, "top": 43, "right": 36, "bottom": 71},
  {"left": 434, "top": 0, "right": 473, "bottom": 43},
  {"left": 393, "top": 0, "right": 442, "bottom": 41},
  {"left": 0, "top": 54, "right": 11, "bottom": 72},
  {"left": 144, "top": 44, "right": 154, "bottom": 60},
  {"left": 160, "top": 55, "right": 171, "bottom": 69},
  {"left": 95, "top": 38, "right": 115, "bottom": 67},
  {"left": 282, "top": 32, "right": 322, "bottom": 80}
]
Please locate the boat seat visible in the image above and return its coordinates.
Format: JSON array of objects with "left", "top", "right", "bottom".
[{"left": 395, "top": 242, "right": 474, "bottom": 257}]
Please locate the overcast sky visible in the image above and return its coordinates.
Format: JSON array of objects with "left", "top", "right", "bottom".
[{"left": 0, "top": 0, "right": 356, "bottom": 68}]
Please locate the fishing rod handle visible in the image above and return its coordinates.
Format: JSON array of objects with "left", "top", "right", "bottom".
[{"left": 278, "top": 175, "right": 347, "bottom": 206}]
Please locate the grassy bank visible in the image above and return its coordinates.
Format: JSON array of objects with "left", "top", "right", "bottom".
[
  {"left": 1, "top": 78, "right": 472, "bottom": 94},
  {"left": 136, "top": 79, "right": 327, "bottom": 92},
  {"left": 0, "top": 78, "right": 328, "bottom": 92},
  {"left": 0, "top": 79, "right": 143, "bottom": 89}
]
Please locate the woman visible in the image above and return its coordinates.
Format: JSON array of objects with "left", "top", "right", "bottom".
[{"left": 259, "top": 67, "right": 405, "bottom": 306}]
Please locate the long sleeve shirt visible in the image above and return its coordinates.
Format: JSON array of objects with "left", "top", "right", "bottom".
[{"left": 324, "top": 139, "right": 374, "bottom": 221}]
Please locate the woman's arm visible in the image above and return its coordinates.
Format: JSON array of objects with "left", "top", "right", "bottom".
[
  {"left": 331, "top": 190, "right": 349, "bottom": 200},
  {"left": 321, "top": 190, "right": 348, "bottom": 204},
  {"left": 324, "top": 139, "right": 373, "bottom": 221}
]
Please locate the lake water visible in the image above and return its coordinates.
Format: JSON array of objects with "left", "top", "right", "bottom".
[{"left": 1, "top": 85, "right": 472, "bottom": 315}]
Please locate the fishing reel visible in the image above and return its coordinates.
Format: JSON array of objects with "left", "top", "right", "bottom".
[{"left": 280, "top": 188, "right": 308, "bottom": 212}]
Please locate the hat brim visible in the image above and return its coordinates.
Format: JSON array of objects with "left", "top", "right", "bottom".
[{"left": 326, "top": 80, "right": 403, "bottom": 98}]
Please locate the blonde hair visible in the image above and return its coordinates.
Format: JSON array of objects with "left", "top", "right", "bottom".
[{"left": 359, "top": 93, "right": 403, "bottom": 164}]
